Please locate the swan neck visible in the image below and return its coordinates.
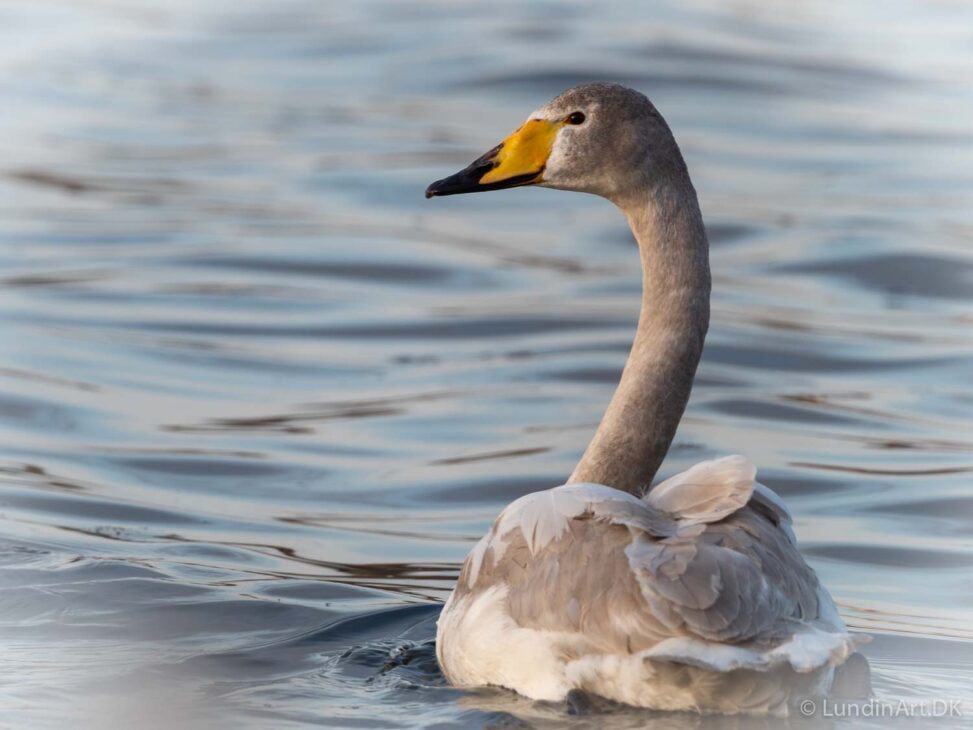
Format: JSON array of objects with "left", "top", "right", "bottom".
[{"left": 567, "top": 176, "right": 710, "bottom": 494}]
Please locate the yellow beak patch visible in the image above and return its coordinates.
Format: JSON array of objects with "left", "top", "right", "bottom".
[{"left": 479, "top": 118, "right": 563, "bottom": 185}]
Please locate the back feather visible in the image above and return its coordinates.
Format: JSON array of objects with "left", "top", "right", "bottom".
[{"left": 645, "top": 455, "right": 756, "bottom": 524}]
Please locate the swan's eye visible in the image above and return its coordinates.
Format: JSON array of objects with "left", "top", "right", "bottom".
[{"left": 566, "top": 111, "right": 586, "bottom": 125}]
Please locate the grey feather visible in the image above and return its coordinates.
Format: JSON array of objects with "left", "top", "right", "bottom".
[{"left": 455, "top": 477, "right": 832, "bottom": 665}]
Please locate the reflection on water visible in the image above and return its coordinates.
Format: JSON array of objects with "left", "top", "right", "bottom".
[{"left": 0, "top": 0, "right": 971, "bottom": 727}]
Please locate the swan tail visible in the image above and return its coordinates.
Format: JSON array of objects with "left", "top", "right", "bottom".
[{"left": 644, "top": 624, "right": 868, "bottom": 674}]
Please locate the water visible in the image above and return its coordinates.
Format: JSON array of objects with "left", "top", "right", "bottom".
[{"left": 0, "top": 0, "right": 971, "bottom": 727}]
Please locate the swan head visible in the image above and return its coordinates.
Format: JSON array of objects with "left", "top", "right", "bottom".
[{"left": 425, "top": 83, "right": 677, "bottom": 205}]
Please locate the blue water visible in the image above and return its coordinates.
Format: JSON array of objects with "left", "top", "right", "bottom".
[{"left": 0, "top": 1, "right": 971, "bottom": 727}]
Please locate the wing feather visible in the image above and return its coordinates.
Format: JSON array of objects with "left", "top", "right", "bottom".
[
  {"left": 646, "top": 455, "right": 755, "bottom": 524},
  {"left": 451, "top": 465, "right": 858, "bottom": 676}
]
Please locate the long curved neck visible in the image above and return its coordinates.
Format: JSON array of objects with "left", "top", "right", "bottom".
[{"left": 568, "top": 170, "right": 710, "bottom": 494}]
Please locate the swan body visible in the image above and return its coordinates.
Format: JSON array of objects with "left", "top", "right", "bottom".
[
  {"left": 425, "top": 83, "right": 862, "bottom": 715},
  {"left": 437, "top": 458, "right": 858, "bottom": 714}
]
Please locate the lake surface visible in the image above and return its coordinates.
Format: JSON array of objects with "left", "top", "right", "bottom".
[{"left": 0, "top": 1, "right": 971, "bottom": 727}]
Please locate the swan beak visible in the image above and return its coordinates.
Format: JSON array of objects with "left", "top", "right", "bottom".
[{"left": 425, "top": 118, "right": 562, "bottom": 198}]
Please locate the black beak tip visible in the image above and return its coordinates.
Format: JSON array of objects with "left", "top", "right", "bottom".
[
  {"left": 425, "top": 174, "right": 462, "bottom": 199},
  {"left": 426, "top": 144, "right": 512, "bottom": 200}
]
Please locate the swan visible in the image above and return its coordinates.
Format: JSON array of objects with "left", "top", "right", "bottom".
[{"left": 424, "top": 83, "right": 862, "bottom": 715}]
